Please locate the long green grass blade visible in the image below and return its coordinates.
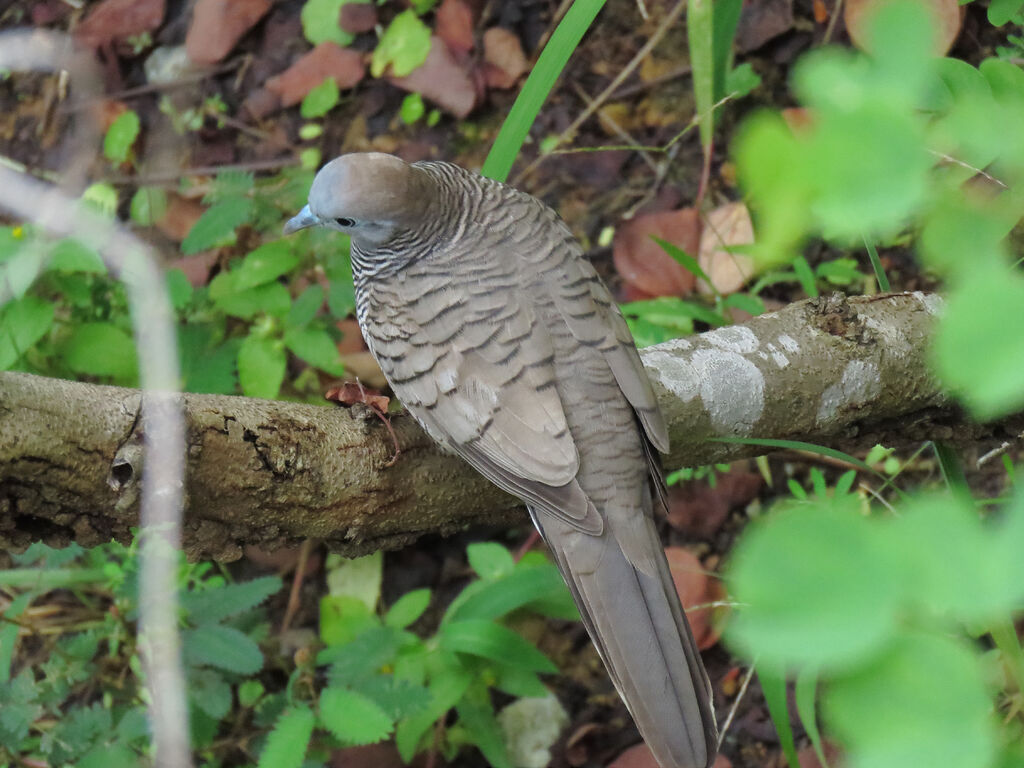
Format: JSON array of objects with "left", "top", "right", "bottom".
[
  {"left": 759, "top": 667, "right": 800, "bottom": 768},
  {"left": 710, "top": 436, "right": 882, "bottom": 478},
  {"left": 795, "top": 667, "right": 829, "bottom": 768},
  {"left": 687, "top": 0, "right": 715, "bottom": 154},
  {"left": 482, "top": 0, "right": 606, "bottom": 182},
  {"left": 864, "top": 237, "right": 891, "bottom": 291}
]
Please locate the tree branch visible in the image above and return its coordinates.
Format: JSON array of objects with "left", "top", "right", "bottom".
[{"left": 3, "top": 292, "right": 1021, "bottom": 559}]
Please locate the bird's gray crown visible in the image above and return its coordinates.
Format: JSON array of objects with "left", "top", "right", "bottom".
[{"left": 307, "top": 152, "right": 429, "bottom": 227}]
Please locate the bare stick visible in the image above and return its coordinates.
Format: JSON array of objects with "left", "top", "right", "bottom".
[{"left": 0, "top": 30, "right": 191, "bottom": 768}]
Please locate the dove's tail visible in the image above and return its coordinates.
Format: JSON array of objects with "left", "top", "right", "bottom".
[{"left": 529, "top": 508, "right": 718, "bottom": 768}]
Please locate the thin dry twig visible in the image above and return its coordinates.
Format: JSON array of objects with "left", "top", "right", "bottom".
[
  {"left": 0, "top": 29, "right": 190, "bottom": 768},
  {"left": 717, "top": 664, "right": 757, "bottom": 750}
]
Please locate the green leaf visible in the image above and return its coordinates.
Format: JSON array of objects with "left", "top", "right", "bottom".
[
  {"left": 395, "top": 665, "right": 472, "bottom": 761},
  {"left": 301, "top": 77, "right": 340, "bottom": 119},
  {"left": 190, "top": 668, "right": 233, "bottom": 719},
  {"left": 166, "top": 268, "right": 193, "bottom": 310},
  {"left": 320, "top": 595, "right": 379, "bottom": 646},
  {"left": 104, "top": 110, "right": 140, "bottom": 163},
  {"left": 400, "top": 92, "right": 426, "bottom": 124},
  {"left": 319, "top": 625, "right": 404, "bottom": 682},
  {"left": 179, "top": 326, "right": 238, "bottom": 394},
  {"left": 651, "top": 236, "right": 713, "bottom": 287},
  {"left": 722, "top": 292, "right": 764, "bottom": 316},
  {"left": 726, "top": 496, "right": 907, "bottom": 670},
  {"left": 239, "top": 680, "right": 265, "bottom": 707},
  {"left": 493, "top": 666, "right": 549, "bottom": 698},
  {"left": 687, "top": 0, "right": 715, "bottom": 153},
  {"left": 285, "top": 325, "right": 345, "bottom": 376},
  {"left": 130, "top": 187, "right": 168, "bottom": 226},
  {"left": 466, "top": 542, "right": 515, "bottom": 580},
  {"left": 792, "top": 255, "right": 818, "bottom": 297},
  {"left": 237, "top": 332, "right": 286, "bottom": 399},
  {"left": 209, "top": 278, "right": 292, "bottom": 319},
  {"left": 47, "top": 238, "right": 106, "bottom": 273},
  {"left": 0, "top": 295, "right": 54, "bottom": 369},
  {"left": 456, "top": 682, "right": 512, "bottom": 768},
  {"left": 233, "top": 241, "right": 299, "bottom": 291},
  {"left": 79, "top": 744, "right": 139, "bottom": 768},
  {"left": 319, "top": 687, "right": 394, "bottom": 745},
  {"left": 795, "top": 668, "right": 829, "bottom": 768},
  {"left": 760, "top": 667, "right": 800, "bottom": 768},
  {"left": 258, "top": 706, "right": 315, "bottom": 768},
  {"left": 326, "top": 551, "right": 382, "bottom": 608},
  {"left": 287, "top": 285, "right": 325, "bottom": 328},
  {"left": 988, "top": 0, "right": 1024, "bottom": 25},
  {"left": 440, "top": 620, "right": 557, "bottom": 673},
  {"left": 181, "top": 197, "right": 254, "bottom": 255},
  {"left": 824, "top": 633, "right": 996, "bottom": 768},
  {"left": 371, "top": 10, "right": 431, "bottom": 78},
  {"left": 482, "top": 0, "right": 605, "bottom": 182},
  {"left": 183, "top": 624, "right": 264, "bottom": 674},
  {"left": 385, "top": 588, "right": 432, "bottom": 629},
  {"left": 82, "top": 182, "right": 119, "bottom": 217},
  {"left": 300, "top": 0, "right": 355, "bottom": 46},
  {"left": 352, "top": 675, "right": 431, "bottom": 720},
  {"left": 62, "top": 322, "right": 138, "bottom": 381},
  {"left": 445, "top": 565, "right": 571, "bottom": 624},
  {"left": 931, "top": 265, "right": 1024, "bottom": 420},
  {"left": 182, "top": 576, "right": 283, "bottom": 625},
  {"left": 725, "top": 61, "right": 761, "bottom": 98}
]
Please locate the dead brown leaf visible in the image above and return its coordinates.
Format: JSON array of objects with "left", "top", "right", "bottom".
[
  {"left": 436, "top": 0, "right": 475, "bottom": 55},
  {"left": 697, "top": 201, "right": 756, "bottom": 295},
  {"left": 846, "top": 0, "right": 962, "bottom": 54},
  {"left": 483, "top": 27, "right": 529, "bottom": 89},
  {"left": 339, "top": 2, "right": 377, "bottom": 34},
  {"left": 335, "top": 318, "right": 367, "bottom": 354},
  {"left": 155, "top": 194, "right": 205, "bottom": 243},
  {"left": 330, "top": 743, "right": 408, "bottom": 768},
  {"left": 390, "top": 37, "right": 477, "bottom": 118},
  {"left": 613, "top": 209, "right": 700, "bottom": 297},
  {"left": 665, "top": 547, "right": 723, "bottom": 650},
  {"left": 266, "top": 42, "right": 366, "bottom": 107},
  {"left": 609, "top": 743, "right": 659, "bottom": 768},
  {"left": 74, "top": 0, "right": 165, "bottom": 48},
  {"left": 338, "top": 351, "right": 387, "bottom": 389},
  {"left": 185, "top": 0, "right": 271, "bottom": 66},
  {"left": 735, "top": 0, "right": 795, "bottom": 53},
  {"left": 666, "top": 469, "right": 764, "bottom": 538}
]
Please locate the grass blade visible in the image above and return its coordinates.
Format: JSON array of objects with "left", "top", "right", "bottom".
[
  {"left": 482, "top": 0, "right": 606, "bottom": 183},
  {"left": 759, "top": 666, "right": 800, "bottom": 768}
]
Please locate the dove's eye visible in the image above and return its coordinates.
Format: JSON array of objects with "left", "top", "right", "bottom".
[{"left": 335, "top": 218, "right": 356, "bottom": 228}]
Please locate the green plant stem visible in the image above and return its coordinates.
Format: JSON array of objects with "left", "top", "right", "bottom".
[
  {"left": 863, "top": 237, "right": 891, "bottom": 291},
  {"left": 0, "top": 568, "right": 108, "bottom": 588},
  {"left": 990, "top": 618, "right": 1024, "bottom": 694},
  {"left": 482, "top": 0, "right": 606, "bottom": 182}
]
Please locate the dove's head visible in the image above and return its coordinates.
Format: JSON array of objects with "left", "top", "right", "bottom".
[{"left": 284, "top": 153, "right": 430, "bottom": 249}]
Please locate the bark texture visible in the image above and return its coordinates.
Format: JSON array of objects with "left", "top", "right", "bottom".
[{"left": 2, "top": 292, "right": 1021, "bottom": 559}]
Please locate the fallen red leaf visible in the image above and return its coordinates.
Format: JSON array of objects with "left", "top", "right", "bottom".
[
  {"left": 665, "top": 546, "right": 724, "bottom": 650},
  {"left": 266, "top": 41, "right": 366, "bottom": 107},
  {"left": 74, "top": 0, "right": 165, "bottom": 48},
  {"left": 325, "top": 381, "right": 390, "bottom": 412},
  {"left": 482, "top": 27, "right": 529, "bottom": 89},
  {"left": 436, "top": 0, "right": 475, "bottom": 55},
  {"left": 185, "top": 0, "right": 272, "bottom": 66},
  {"left": 339, "top": 2, "right": 377, "bottom": 34},
  {"left": 613, "top": 208, "right": 700, "bottom": 297}
]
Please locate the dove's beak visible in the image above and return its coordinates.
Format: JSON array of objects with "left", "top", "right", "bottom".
[{"left": 284, "top": 205, "right": 320, "bottom": 235}]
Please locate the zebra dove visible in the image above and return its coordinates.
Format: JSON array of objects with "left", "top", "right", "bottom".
[{"left": 285, "top": 153, "right": 718, "bottom": 768}]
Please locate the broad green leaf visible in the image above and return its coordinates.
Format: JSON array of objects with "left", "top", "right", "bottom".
[
  {"left": 284, "top": 325, "right": 345, "bottom": 376},
  {"left": 400, "top": 93, "right": 426, "bottom": 124},
  {"left": 931, "top": 265, "right": 1024, "bottom": 420},
  {"left": 301, "top": 0, "right": 355, "bottom": 46},
  {"left": 257, "top": 706, "right": 315, "bottom": 768},
  {"left": 130, "top": 187, "right": 168, "bottom": 226},
  {"left": 179, "top": 327, "right": 238, "bottom": 394},
  {"left": 326, "top": 551, "right": 382, "bottom": 608},
  {"left": 166, "top": 268, "right": 193, "bottom": 310},
  {"left": 445, "top": 565, "right": 571, "bottom": 624},
  {"left": 301, "top": 77, "right": 340, "bottom": 119},
  {"left": 103, "top": 110, "right": 140, "bottom": 163},
  {"left": 726, "top": 496, "right": 906, "bottom": 670},
  {"left": 824, "top": 633, "right": 995, "bottom": 768},
  {"left": 319, "top": 625, "right": 404, "bottom": 681},
  {"left": 466, "top": 542, "right": 515, "bottom": 580},
  {"left": 440, "top": 620, "right": 557, "bottom": 673},
  {"left": 232, "top": 241, "right": 299, "bottom": 291},
  {"left": 319, "top": 687, "right": 394, "bottom": 745},
  {"left": 183, "top": 624, "right": 264, "bottom": 674},
  {"left": 182, "top": 576, "right": 282, "bottom": 625},
  {"left": 372, "top": 10, "right": 431, "bottom": 78},
  {"left": 287, "top": 285, "right": 325, "bottom": 328},
  {"left": 79, "top": 744, "right": 139, "bottom": 768},
  {"left": 181, "top": 197, "right": 254, "bottom": 255},
  {"left": 81, "top": 182, "right": 118, "bottom": 217},
  {"left": 62, "top": 322, "right": 138, "bottom": 381},
  {"left": 190, "top": 668, "right": 232, "bottom": 719},
  {"left": 209, "top": 278, "right": 292, "bottom": 319},
  {"left": 47, "top": 239, "right": 105, "bottom": 273},
  {"left": 0, "top": 296, "right": 54, "bottom": 369},
  {"left": 352, "top": 675, "right": 431, "bottom": 720},
  {"left": 385, "top": 588, "right": 432, "bottom": 629},
  {"left": 493, "top": 666, "right": 549, "bottom": 699},
  {"left": 237, "top": 332, "right": 286, "bottom": 399},
  {"left": 239, "top": 680, "right": 265, "bottom": 707},
  {"left": 320, "top": 595, "right": 379, "bottom": 646},
  {"left": 987, "top": 0, "right": 1024, "bottom": 26}
]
